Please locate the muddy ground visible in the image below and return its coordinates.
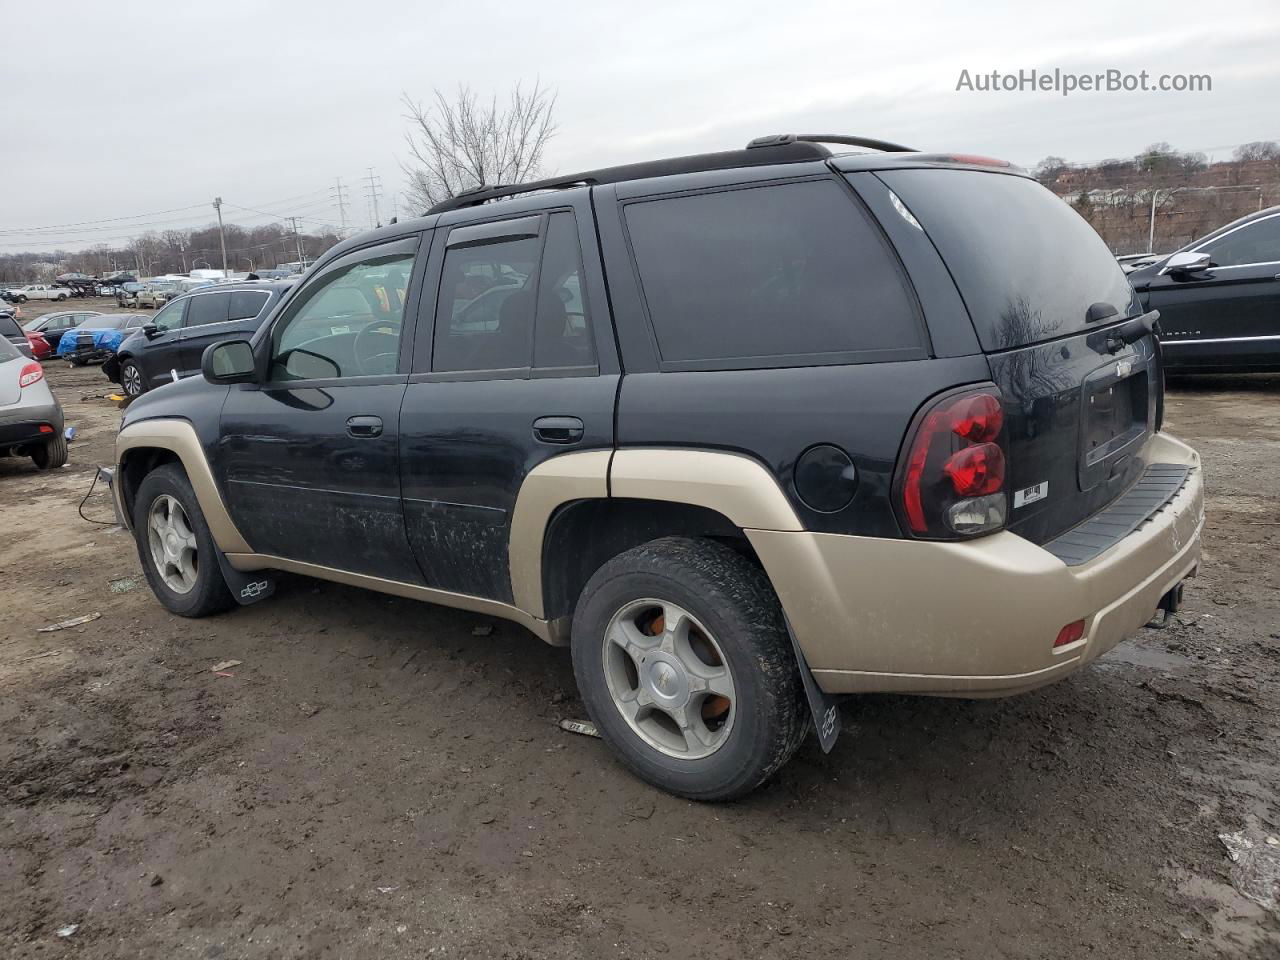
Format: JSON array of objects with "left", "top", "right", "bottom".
[{"left": 2, "top": 299, "right": 1278, "bottom": 959}]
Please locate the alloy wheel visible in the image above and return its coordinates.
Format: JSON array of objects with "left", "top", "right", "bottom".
[
  {"left": 602, "top": 598, "right": 736, "bottom": 760},
  {"left": 146, "top": 495, "right": 198, "bottom": 594}
]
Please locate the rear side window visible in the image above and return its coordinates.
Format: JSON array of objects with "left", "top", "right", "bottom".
[
  {"left": 0, "top": 316, "right": 21, "bottom": 338},
  {"left": 186, "top": 293, "right": 229, "bottom": 328},
  {"left": 878, "top": 169, "right": 1139, "bottom": 350},
  {"left": 623, "top": 180, "right": 924, "bottom": 369},
  {"left": 229, "top": 290, "right": 271, "bottom": 321}
]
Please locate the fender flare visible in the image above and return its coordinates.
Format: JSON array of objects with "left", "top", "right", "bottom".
[{"left": 115, "top": 418, "right": 251, "bottom": 553}]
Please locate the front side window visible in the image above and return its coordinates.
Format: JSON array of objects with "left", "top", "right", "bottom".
[
  {"left": 624, "top": 179, "right": 923, "bottom": 367},
  {"left": 152, "top": 298, "right": 187, "bottom": 332},
  {"left": 270, "top": 248, "right": 415, "bottom": 381},
  {"left": 1198, "top": 215, "right": 1280, "bottom": 267}
]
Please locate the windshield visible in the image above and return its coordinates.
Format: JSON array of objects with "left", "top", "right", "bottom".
[{"left": 878, "top": 169, "right": 1140, "bottom": 351}]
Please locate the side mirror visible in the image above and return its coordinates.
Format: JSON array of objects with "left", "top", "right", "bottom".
[
  {"left": 142, "top": 323, "right": 159, "bottom": 338},
  {"left": 1164, "top": 251, "right": 1212, "bottom": 277},
  {"left": 202, "top": 339, "right": 257, "bottom": 385}
]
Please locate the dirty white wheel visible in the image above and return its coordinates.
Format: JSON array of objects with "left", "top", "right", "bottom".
[
  {"left": 147, "top": 494, "right": 198, "bottom": 594},
  {"left": 604, "top": 598, "right": 737, "bottom": 760}
]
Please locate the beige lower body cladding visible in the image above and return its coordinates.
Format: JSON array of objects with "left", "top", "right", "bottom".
[{"left": 749, "top": 433, "right": 1204, "bottom": 697}]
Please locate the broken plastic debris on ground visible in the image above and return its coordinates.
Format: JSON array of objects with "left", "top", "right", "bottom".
[{"left": 1219, "top": 830, "right": 1280, "bottom": 912}]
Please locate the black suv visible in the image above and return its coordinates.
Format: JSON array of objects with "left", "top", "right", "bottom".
[
  {"left": 104, "top": 281, "right": 294, "bottom": 397},
  {"left": 109, "top": 136, "right": 1204, "bottom": 800},
  {"left": 1127, "top": 204, "right": 1280, "bottom": 373}
]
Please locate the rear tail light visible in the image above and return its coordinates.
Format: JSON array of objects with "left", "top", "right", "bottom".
[
  {"left": 898, "top": 386, "right": 1009, "bottom": 539},
  {"left": 18, "top": 362, "right": 43, "bottom": 388}
]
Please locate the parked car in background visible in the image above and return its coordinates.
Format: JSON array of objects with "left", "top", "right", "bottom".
[
  {"left": 1, "top": 314, "right": 35, "bottom": 359},
  {"left": 105, "top": 281, "right": 293, "bottom": 396},
  {"left": 57, "top": 313, "right": 149, "bottom": 366},
  {"left": 0, "top": 334, "right": 66, "bottom": 469},
  {"left": 1129, "top": 205, "right": 1280, "bottom": 372},
  {"left": 2, "top": 284, "right": 72, "bottom": 303},
  {"left": 136, "top": 283, "right": 176, "bottom": 309},
  {"left": 25, "top": 331, "right": 52, "bottom": 360},
  {"left": 116, "top": 282, "right": 145, "bottom": 308},
  {"left": 109, "top": 137, "right": 1204, "bottom": 799},
  {"left": 22, "top": 311, "right": 101, "bottom": 352}
]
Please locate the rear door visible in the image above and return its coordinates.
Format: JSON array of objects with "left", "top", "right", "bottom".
[
  {"left": 398, "top": 195, "right": 618, "bottom": 602},
  {"left": 180, "top": 289, "right": 272, "bottom": 374},
  {"left": 875, "top": 167, "right": 1157, "bottom": 546}
]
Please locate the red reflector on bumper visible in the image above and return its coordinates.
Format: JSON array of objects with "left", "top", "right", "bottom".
[
  {"left": 1054, "top": 619, "right": 1086, "bottom": 648},
  {"left": 38, "top": 424, "right": 54, "bottom": 434}
]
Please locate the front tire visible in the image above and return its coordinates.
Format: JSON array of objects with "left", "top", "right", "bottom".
[
  {"left": 121, "top": 360, "right": 145, "bottom": 397},
  {"left": 31, "top": 433, "right": 67, "bottom": 469},
  {"left": 132, "top": 463, "right": 235, "bottom": 617},
  {"left": 570, "top": 537, "right": 808, "bottom": 801}
]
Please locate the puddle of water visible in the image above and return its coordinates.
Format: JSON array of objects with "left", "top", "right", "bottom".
[
  {"left": 1164, "top": 867, "right": 1276, "bottom": 953},
  {"left": 1099, "top": 638, "right": 1198, "bottom": 674}
]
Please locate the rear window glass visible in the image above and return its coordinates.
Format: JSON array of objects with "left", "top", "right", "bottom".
[
  {"left": 878, "top": 170, "right": 1139, "bottom": 351},
  {"left": 0, "top": 316, "right": 21, "bottom": 338},
  {"left": 229, "top": 290, "right": 270, "bottom": 321},
  {"left": 624, "top": 180, "right": 924, "bottom": 369},
  {"left": 0, "top": 335, "right": 18, "bottom": 361},
  {"left": 186, "top": 293, "right": 229, "bottom": 327}
]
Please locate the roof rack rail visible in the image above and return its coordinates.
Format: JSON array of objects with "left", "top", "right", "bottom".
[
  {"left": 424, "top": 141, "right": 833, "bottom": 215},
  {"left": 747, "top": 133, "right": 916, "bottom": 153}
]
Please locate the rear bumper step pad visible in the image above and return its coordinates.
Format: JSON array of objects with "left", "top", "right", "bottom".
[{"left": 1045, "top": 463, "right": 1191, "bottom": 566}]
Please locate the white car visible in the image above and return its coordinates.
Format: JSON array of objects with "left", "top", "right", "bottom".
[{"left": 3, "top": 284, "right": 72, "bottom": 303}]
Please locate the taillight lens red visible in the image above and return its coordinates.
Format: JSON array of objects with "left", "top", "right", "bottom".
[
  {"left": 1054, "top": 619, "right": 1086, "bottom": 648},
  {"left": 18, "top": 362, "right": 43, "bottom": 388},
  {"left": 899, "top": 386, "right": 1009, "bottom": 538}
]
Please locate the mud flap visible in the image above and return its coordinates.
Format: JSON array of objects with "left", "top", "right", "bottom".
[
  {"left": 783, "top": 613, "right": 842, "bottom": 753},
  {"left": 213, "top": 549, "right": 275, "bottom": 605}
]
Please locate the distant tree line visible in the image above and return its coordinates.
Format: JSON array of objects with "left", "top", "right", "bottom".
[{"left": 0, "top": 220, "right": 343, "bottom": 283}]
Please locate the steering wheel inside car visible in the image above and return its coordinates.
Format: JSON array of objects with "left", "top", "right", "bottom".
[{"left": 352, "top": 319, "right": 401, "bottom": 375}]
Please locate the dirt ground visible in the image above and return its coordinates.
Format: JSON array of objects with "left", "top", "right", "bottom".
[{"left": 2, "top": 298, "right": 1278, "bottom": 959}]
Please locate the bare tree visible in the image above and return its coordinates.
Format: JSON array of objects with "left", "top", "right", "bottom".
[{"left": 402, "top": 81, "right": 557, "bottom": 211}]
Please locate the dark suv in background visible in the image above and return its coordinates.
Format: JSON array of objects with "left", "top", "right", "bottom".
[
  {"left": 109, "top": 135, "right": 1204, "bottom": 800},
  {"left": 105, "top": 280, "right": 295, "bottom": 396}
]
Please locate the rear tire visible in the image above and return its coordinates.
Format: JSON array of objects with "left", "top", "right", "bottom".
[
  {"left": 132, "top": 463, "right": 235, "bottom": 617},
  {"left": 570, "top": 537, "right": 808, "bottom": 801},
  {"left": 31, "top": 433, "right": 68, "bottom": 469},
  {"left": 56, "top": 294, "right": 67, "bottom": 301}
]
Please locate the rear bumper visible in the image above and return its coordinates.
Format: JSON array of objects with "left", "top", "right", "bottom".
[
  {"left": 0, "top": 401, "right": 64, "bottom": 448},
  {"left": 749, "top": 432, "right": 1204, "bottom": 697}
]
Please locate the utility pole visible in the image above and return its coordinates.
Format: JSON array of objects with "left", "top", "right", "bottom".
[
  {"left": 213, "top": 197, "right": 229, "bottom": 277},
  {"left": 363, "top": 167, "right": 383, "bottom": 229},
  {"left": 331, "top": 177, "right": 349, "bottom": 235},
  {"left": 290, "top": 217, "right": 304, "bottom": 268}
]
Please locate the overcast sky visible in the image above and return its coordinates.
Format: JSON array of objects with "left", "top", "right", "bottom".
[{"left": 2, "top": 0, "right": 1277, "bottom": 253}]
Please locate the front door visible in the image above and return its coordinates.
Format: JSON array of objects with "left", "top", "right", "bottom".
[
  {"left": 1147, "top": 210, "right": 1280, "bottom": 369},
  {"left": 140, "top": 297, "right": 188, "bottom": 388},
  {"left": 399, "top": 200, "right": 618, "bottom": 603},
  {"left": 217, "top": 236, "right": 426, "bottom": 581}
]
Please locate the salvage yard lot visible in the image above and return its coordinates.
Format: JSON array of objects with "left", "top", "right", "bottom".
[{"left": 2, "top": 324, "right": 1278, "bottom": 958}]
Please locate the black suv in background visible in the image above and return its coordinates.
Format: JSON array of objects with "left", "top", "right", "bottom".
[
  {"left": 104, "top": 280, "right": 295, "bottom": 396},
  {"left": 110, "top": 136, "right": 1204, "bottom": 800},
  {"left": 1129, "top": 204, "right": 1280, "bottom": 372}
]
